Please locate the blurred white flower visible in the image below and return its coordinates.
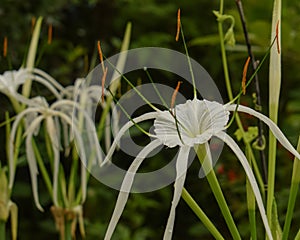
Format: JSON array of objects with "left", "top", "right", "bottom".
[
  {"left": 0, "top": 68, "right": 64, "bottom": 103},
  {"left": 62, "top": 78, "right": 119, "bottom": 153},
  {"left": 103, "top": 97, "right": 300, "bottom": 240},
  {"left": 8, "top": 97, "right": 102, "bottom": 211}
]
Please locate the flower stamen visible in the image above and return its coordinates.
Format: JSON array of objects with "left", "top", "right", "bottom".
[
  {"left": 3, "top": 37, "right": 7, "bottom": 57},
  {"left": 31, "top": 17, "right": 36, "bottom": 33},
  {"left": 48, "top": 24, "right": 53, "bottom": 45},
  {"left": 242, "top": 56, "right": 251, "bottom": 95},
  {"left": 97, "top": 40, "right": 105, "bottom": 73},
  {"left": 176, "top": 9, "right": 181, "bottom": 42},
  {"left": 171, "top": 81, "right": 182, "bottom": 110}
]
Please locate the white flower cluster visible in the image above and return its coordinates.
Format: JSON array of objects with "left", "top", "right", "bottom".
[{"left": 1, "top": 68, "right": 109, "bottom": 211}]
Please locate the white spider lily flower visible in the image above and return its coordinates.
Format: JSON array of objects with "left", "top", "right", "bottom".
[
  {"left": 8, "top": 97, "right": 102, "bottom": 211},
  {"left": 103, "top": 98, "right": 300, "bottom": 240},
  {"left": 62, "top": 78, "right": 119, "bottom": 153},
  {"left": 0, "top": 68, "right": 64, "bottom": 101}
]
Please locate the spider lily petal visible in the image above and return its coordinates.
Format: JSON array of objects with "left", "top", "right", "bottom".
[
  {"left": 49, "top": 110, "right": 89, "bottom": 204},
  {"left": 9, "top": 107, "right": 44, "bottom": 189},
  {"left": 46, "top": 116, "right": 60, "bottom": 206},
  {"left": 50, "top": 100, "right": 103, "bottom": 164},
  {"left": 62, "top": 78, "right": 119, "bottom": 155},
  {"left": 0, "top": 69, "right": 27, "bottom": 94},
  {"left": 104, "top": 139, "right": 162, "bottom": 240},
  {"left": 0, "top": 68, "right": 63, "bottom": 100},
  {"left": 226, "top": 104, "right": 300, "bottom": 160},
  {"left": 163, "top": 145, "right": 190, "bottom": 240},
  {"left": 102, "top": 112, "right": 158, "bottom": 166},
  {"left": 9, "top": 98, "right": 99, "bottom": 209},
  {"left": 30, "top": 68, "right": 64, "bottom": 93},
  {"left": 25, "top": 115, "right": 45, "bottom": 211},
  {"left": 215, "top": 131, "right": 273, "bottom": 240}
]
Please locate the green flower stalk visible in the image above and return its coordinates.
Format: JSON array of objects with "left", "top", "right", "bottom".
[
  {"left": 181, "top": 188, "right": 224, "bottom": 240},
  {"left": 195, "top": 144, "right": 240, "bottom": 239},
  {"left": 0, "top": 168, "right": 18, "bottom": 240},
  {"left": 215, "top": 0, "right": 266, "bottom": 198},
  {"left": 282, "top": 136, "right": 300, "bottom": 240},
  {"left": 267, "top": 0, "right": 282, "bottom": 232}
]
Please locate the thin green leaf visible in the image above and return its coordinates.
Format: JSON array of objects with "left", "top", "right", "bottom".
[{"left": 22, "top": 17, "right": 43, "bottom": 98}]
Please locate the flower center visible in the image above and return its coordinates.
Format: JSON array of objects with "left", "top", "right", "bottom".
[{"left": 154, "top": 99, "right": 229, "bottom": 147}]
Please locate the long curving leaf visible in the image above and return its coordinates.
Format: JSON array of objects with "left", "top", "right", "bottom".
[{"left": 22, "top": 17, "right": 43, "bottom": 98}]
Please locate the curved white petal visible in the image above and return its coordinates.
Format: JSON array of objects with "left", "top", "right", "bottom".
[
  {"left": 101, "top": 111, "right": 159, "bottom": 166},
  {"left": 226, "top": 104, "right": 300, "bottom": 161},
  {"left": 28, "top": 75, "right": 62, "bottom": 99},
  {"left": 31, "top": 68, "right": 65, "bottom": 92},
  {"left": 163, "top": 146, "right": 190, "bottom": 240},
  {"left": 51, "top": 100, "right": 103, "bottom": 164},
  {"left": 104, "top": 139, "right": 162, "bottom": 240},
  {"left": 7, "top": 91, "right": 45, "bottom": 107},
  {"left": 9, "top": 107, "right": 42, "bottom": 189},
  {"left": 50, "top": 110, "right": 88, "bottom": 203},
  {"left": 25, "top": 116, "right": 45, "bottom": 211},
  {"left": 215, "top": 131, "right": 273, "bottom": 240},
  {"left": 1, "top": 69, "right": 63, "bottom": 101},
  {"left": 46, "top": 116, "right": 60, "bottom": 206}
]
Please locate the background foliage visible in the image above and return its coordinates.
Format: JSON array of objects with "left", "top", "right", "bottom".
[{"left": 1, "top": 0, "right": 300, "bottom": 239}]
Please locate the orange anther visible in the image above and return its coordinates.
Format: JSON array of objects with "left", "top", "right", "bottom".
[
  {"left": 175, "top": 9, "right": 181, "bottom": 42},
  {"left": 31, "top": 17, "right": 36, "bottom": 33},
  {"left": 242, "top": 56, "right": 251, "bottom": 95},
  {"left": 3, "top": 37, "right": 7, "bottom": 57},
  {"left": 171, "top": 81, "right": 182, "bottom": 109},
  {"left": 48, "top": 24, "right": 53, "bottom": 44},
  {"left": 97, "top": 40, "right": 105, "bottom": 73}
]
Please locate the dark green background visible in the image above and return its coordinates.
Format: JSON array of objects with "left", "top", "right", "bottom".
[{"left": 1, "top": 0, "right": 300, "bottom": 239}]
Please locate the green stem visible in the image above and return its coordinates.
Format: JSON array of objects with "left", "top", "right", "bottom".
[
  {"left": 248, "top": 209, "right": 257, "bottom": 240},
  {"left": 0, "top": 221, "right": 5, "bottom": 240},
  {"left": 282, "top": 136, "right": 300, "bottom": 240},
  {"left": 267, "top": 134, "right": 277, "bottom": 228},
  {"left": 32, "top": 140, "right": 53, "bottom": 197},
  {"left": 64, "top": 220, "right": 73, "bottom": 240},
  {"left": 218, "top": 20, "right": 233, "bottom": 100},
  {"left": 68, "top": 147, "right": 78, "bottom": 205},
  {"left": 246, "top": 148, "right": 257, "bottom": 240},
  {"left": 217, "top": 0, "right": 265, "bottom": 197},
  {"left": 205, "top": 169, "right": 241, "bottom": 239},
  {"left": 295, "top": 229, "right": 300, "bottom": 240},
  {"left": 182, "top": 188, "right": 224, "bottom": 240},
  {"left": 196, "top": 145, "right": 241, "bottom": 240},
  {"left": 267, "top": 0, "right": 281, "bottom": 234}
]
